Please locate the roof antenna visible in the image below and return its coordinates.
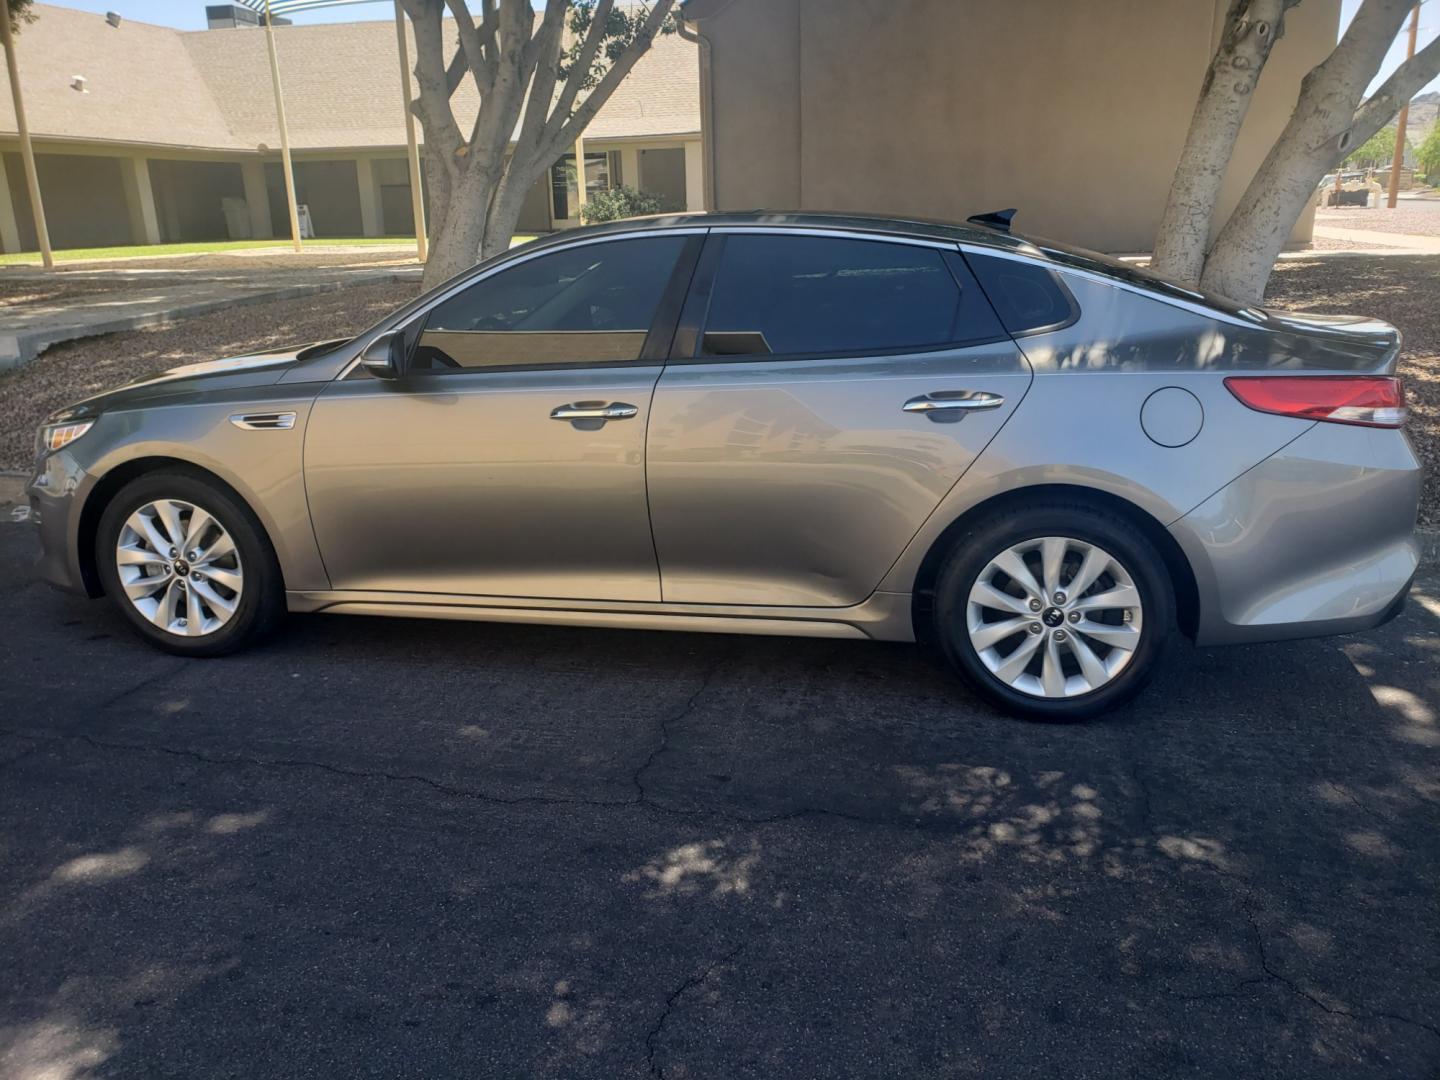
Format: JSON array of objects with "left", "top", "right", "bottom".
[{"left": 967, "top": 208, "right": 1017, "bottom": 232}]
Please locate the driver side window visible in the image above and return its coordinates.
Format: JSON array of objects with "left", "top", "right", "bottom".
[{"left": 413, "top": 236, "right": 687, "bottom": 372}]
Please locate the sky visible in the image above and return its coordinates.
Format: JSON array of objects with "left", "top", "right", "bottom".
[{"left": 37, "top": 0, "right": 1440, "bottom": 96}]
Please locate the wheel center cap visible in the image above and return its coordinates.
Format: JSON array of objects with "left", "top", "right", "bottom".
[
  {"left": 1042, "top": 607, "right": 1065, "bottom": 628},
  {"left": 174, "top": 559, "right": 189, "bottom": 576}
]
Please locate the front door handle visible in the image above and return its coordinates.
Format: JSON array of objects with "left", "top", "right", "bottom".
[
  {"left": 902, "top": 391, "right": 1005, "bottom": 419},
  {"left": 549, "top": 401, "right": 639, "bottom": 421}
]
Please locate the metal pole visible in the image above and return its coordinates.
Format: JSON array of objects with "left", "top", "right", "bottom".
[
  {"left": 263, "top": 0, "right": 304, "bottom": 251},
  {"left": 0, "top": 0, "right": 52, "bottom": 267},
  {"left": 574, "top": 133, "right": 588, "bottom": 221},
  {"left": 393, "top": 1, "right": 427, "bottom": 262},
  {"left": 1386, "top": 3, "right": 1420, "bottom": 209}
]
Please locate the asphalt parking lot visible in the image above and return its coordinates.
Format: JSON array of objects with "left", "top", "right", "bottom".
[{"left": 1, "top": 519, "right": 1437, "bottom": 1079}]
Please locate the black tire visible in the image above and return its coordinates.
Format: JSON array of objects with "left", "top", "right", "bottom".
[
  {"left": 932, "top": 500, "right": 1174, "bottom": 721},
  {"left": 95, "top": 469, "right": 286, "bottom": 657}
]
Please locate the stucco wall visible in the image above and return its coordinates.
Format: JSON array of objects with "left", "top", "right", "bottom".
[{"left": 693, "top": 0, "right": 1340, "bottom": 253}]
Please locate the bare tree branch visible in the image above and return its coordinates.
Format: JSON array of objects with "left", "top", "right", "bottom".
[
  {"left": 446, "top": 0, "right": 496, "bottom": 95},
  {"left": 513, "top": 0, "right": 571, "bottom": 171},
  {"left": 551, "top": 0, "right": 675, "bottom": 153},
  {"left": 1351, "top": 30, "right": 1440, "bottom": 144},
  {"left": 545, "top": 0, "right": 617, "bottom": 142}
]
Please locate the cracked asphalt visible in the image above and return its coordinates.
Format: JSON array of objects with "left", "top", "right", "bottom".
[{"left": 1, "top": 519, "right": 1438, "bottom": 1079}]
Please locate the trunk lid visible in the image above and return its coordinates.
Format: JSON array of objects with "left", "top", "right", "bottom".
[{"left": 1256, "top": 310, "right": 1403, "bottom": 375}]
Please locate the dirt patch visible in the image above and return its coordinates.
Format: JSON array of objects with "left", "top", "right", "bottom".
[
  {"left": 0, "top": 282, "right": 415, "bottom": 469},
  {"left": 1265, "top": 254, "right": 1440, "bottom": 525}
]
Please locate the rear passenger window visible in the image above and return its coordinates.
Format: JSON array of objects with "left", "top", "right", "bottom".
[
  {"left": 965, "top": 251, "right": 1078, "bottom": 336},
  {"left": 698, "top": 235, "right": 1004, "bottom": 358}
]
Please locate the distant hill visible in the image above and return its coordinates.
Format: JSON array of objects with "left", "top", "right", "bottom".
[{"left": 1413, "top": 91, "right": 1440, "bottom": 107}]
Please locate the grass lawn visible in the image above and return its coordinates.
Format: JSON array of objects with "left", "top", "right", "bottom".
[{"left": 0, "top": 235, "right": 542, "bottom": 266}]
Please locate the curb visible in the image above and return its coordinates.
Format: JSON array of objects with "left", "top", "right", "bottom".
[
  {"left": 2, "top": 467, "right": 1438, "bottom": 570},
  {"left": 0, "top": 269, "right": 422, "bottom": 370}
]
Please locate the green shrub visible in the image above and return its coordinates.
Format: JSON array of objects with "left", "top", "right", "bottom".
[{"left": 580, "top": 185, "right": 670, "bottom": 224}]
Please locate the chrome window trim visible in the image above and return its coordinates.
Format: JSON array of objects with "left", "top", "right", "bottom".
[
  {"left": 336, "top": 228, "right": 711, "bottom": 379},
  {"left": 707, "top": 224, "right": 960, "bottom": 251},
  {"left": 960, "top": 244, "right": 1265, "bottom": 332}
]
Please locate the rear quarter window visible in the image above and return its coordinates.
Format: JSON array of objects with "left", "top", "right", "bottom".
[{"left": 964, "top": 251, "right": 1079, "bottom": 336}]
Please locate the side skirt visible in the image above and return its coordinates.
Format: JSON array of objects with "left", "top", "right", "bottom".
[{"left": 285, "top": 589, "right": 917, "bottom": 642}]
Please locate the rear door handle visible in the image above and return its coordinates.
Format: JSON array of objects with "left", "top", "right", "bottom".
[
  {"left": 549, "top": 401, "right": 639, "bottom": 421},
  {"left": 902, "top": 392, "right": 1005, "bottom": 417}
]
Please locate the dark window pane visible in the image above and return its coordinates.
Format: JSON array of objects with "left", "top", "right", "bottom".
[
  {"left": 414, "top": 236, "right": 684, "bottom": 371},
  {"left": 965, "top": 251, "right": 1078, "bottom": 335},
  {"left": 700, "top": 235, "right": 994, "bottom": 358}
]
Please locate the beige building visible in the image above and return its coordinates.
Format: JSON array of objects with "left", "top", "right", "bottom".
[
  {"left": 0, "top": 4, "right": 702, "bottom": 253},
  {"left": 681, "top": 0, "right": 1341, "bottom": 253}
]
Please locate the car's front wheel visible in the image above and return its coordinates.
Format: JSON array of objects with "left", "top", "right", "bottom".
[
  {"left": 96, "top": 471, "right": 285, "bottom": 657},
  {"left": 932, "top": 502, "right": 1174, "bottom": 721}
]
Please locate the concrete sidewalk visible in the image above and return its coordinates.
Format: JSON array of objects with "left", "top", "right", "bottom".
[
  {"left": 1311, "top": 224, "right": 1440, "bottom": 253},
  {"left": 0, "top": 265, "right": 422, "bottom": 370}
]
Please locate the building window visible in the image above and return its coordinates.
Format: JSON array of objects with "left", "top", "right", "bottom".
[{"left": 550, "top": 152, "right": 615, "bottom": 221}]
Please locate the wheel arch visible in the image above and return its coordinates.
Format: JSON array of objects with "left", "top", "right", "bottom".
[
  {"left": 77, "top": 456, "right": 282, "bottom": 598},
  {"left": 908, "top": 483, "right": 1200, "bottom": 641}
]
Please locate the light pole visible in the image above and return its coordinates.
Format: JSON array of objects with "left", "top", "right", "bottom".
[
  {"left": 262, "top": 0, "right": 304, "bottom": 251},
  {"left": 1385, "top": 3, "right": 1421, "bottom": 209},
  {"left": 0, "top": 0, "right": 52, "bottom": 267}
]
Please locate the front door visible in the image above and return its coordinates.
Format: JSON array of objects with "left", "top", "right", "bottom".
[
  {"left": 304, "top": 234, "right": 697, "bottom": 601},
  {"left": 647, "top": 231, "right": 1032, "bottom": 607}
]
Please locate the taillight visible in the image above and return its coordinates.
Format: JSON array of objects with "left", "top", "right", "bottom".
[{"left": 1223, "top": 375, "right": 1407, "bottom": 428}]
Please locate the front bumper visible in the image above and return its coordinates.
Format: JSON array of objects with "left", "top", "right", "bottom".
[
  {"left": 1170, "top": 422, "right": 1421, "bottom": 647},
  {"left": 29, "top": 450, "right": 98, "bottom": 597}
]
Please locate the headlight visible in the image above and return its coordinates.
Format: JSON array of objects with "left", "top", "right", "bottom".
[{"left": 38, "top": 420, "right": 95, "bottom": 455}]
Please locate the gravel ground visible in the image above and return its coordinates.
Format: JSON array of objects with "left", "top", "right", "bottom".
[
  {"left": 0, "top": 282, "right": 416, "bottom": 468},
  {"left": 1314, "top": 199, "right": 1440, "bottom": 236},
  {"left": 1308, "top": 234, "right": 1408, "bottom": 251},
  {"left": 1, "top": 256, "right": 1435, "bottom": 523},
  {"left": 1265, "top": 254, "right": 1440, "bottom": 525}
]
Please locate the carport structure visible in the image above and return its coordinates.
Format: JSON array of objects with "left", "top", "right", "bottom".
[{"left": 0, "top": 3, "right": 703, "bottom": 255}]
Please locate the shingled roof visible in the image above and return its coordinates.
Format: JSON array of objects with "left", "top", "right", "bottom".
[{"left": 0, "top": 3, "right": 700, "bottom": 152}]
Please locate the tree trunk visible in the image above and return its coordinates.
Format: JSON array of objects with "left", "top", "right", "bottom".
[
  {"left": 479, "top": 169, "right": 530, "bottom": 261},
  {"left": 422, "top": 165, "right": 498, "bottom": 288},
  {"left": 1200, "top": 0, "right": 1425, "bottom": 302},
  {"left": 1150, "top": 0, "right": 1292, "bottom": 286}
]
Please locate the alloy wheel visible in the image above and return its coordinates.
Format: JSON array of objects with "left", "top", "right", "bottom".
[
  {"left": 114, "top": 499, "right": 244, "bottom": 637},
  {"left": 965, "top": 535, "right": 1144, "bottom": 699}
]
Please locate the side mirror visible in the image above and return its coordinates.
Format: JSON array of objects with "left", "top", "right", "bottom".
[{"left": 360, "top": 331, "right": 407, "bottom": 380}]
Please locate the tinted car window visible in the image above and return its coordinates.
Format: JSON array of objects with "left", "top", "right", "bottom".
[
  {"left": 699, "top": 235, "right": 1002, "bottom": 358},
  {"left": 965, "top": 251, "right": 1078, "bottom": 336},
  {"left": 413, "top": 236, "right": 686, "bottom": 371}
]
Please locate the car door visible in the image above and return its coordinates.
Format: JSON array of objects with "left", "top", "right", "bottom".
[
  {"left": 304, "top": 232, "right": 701, "bottom": 601},
  {"left": 646, "top": 230, "right": 1033, "bottom": 607}
]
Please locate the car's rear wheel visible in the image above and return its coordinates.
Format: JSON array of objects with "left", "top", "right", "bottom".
[
  {"left": 96, "top": 471, "right": 285, "bottom": 656},
  {"left": 932, "top": 502, "right": 1174, "bottom": 721}
]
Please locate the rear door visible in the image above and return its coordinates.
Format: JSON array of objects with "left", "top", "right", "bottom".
[{"left": 646, "top": 230, "right": 1032, "bottom": 607}]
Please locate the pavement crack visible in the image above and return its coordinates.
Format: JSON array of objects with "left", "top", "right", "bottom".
[
  {"left": 92, "top": 660, "right": 191, "bottom": 712},
  {"left": 1241, "top": 895, "right": 1440, "bottom": 1040},
  {"left": 0, "top": 727, "right": 637, "bottom": 812},
  {"left": 632, "top": 657, "right": 726, "bottom": 806},
  {"left": 645, "top": 941, "right": 747, "bottom": 1078}
]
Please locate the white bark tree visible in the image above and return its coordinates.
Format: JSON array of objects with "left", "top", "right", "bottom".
[
  {"left": 1152, "top": 0, "right": 1440, "bottom": 304},
  {"left": 1150, "top": 0, "right": 1300, "bottom": 286},
  {"left": 398, "top": 0, "right": 678, "bottom": 289}
]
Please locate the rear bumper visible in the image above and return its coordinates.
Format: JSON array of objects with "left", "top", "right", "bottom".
[{"left": 1170, "top": 422, "right": 1420, "bottom": 647}]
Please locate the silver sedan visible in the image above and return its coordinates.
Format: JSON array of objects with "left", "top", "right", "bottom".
[{"left": 28, "top": 213, "right": 1420, "bottom": 720}]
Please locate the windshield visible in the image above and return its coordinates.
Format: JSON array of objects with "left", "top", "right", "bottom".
[{"left": 1030, "top": 235, "right": 1267, "bottom": 323}]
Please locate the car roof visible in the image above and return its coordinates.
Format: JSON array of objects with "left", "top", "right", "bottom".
[{"left": 517, "top": 210, "right": 1040, "bottom": 254}]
